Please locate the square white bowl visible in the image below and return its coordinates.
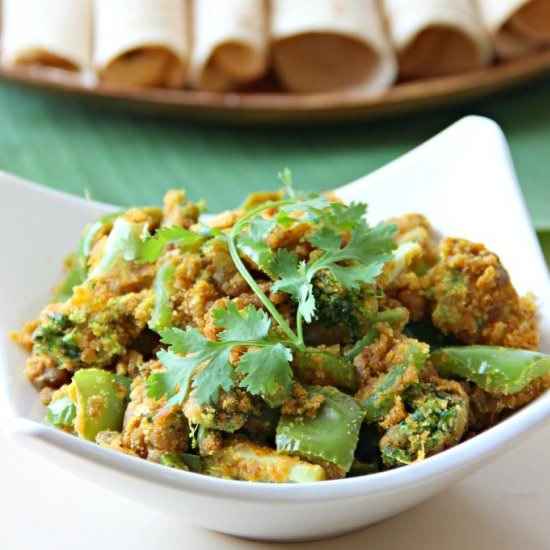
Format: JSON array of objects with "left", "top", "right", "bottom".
[{"left": 1, "top": 116, "right": 549, "bottom": 542}]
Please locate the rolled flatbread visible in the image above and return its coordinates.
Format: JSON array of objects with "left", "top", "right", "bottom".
[
  {"left": 94, "top": 0, "right": 189, "bottom": 88},
  {"left": 189, "top": 0, "right": 268, "bottom": 91},
  {"left": 383, "top": 0, "right": 493, "bottom": 79},
  {"left": 2, "top": 0, "right": 91, "bottom": 70},
  {"left": 476, "top": 0, "right": 550, "bottom": 59},
  {"left": 271, "top": 0, "right": 397, "bottom": 93}
]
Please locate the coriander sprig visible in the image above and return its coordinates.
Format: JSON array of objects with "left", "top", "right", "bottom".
[
  {"left": 227, "top": 194, "right": 398, "bottom": 351},
  {"left": 146, "top": 175, "right": 398, "bottom": 407},
  {"left": 147, "top": 302, "right": 294, "bottom": 406},
  {"left": 227, "top": 198, "right": 300, "bottom": 346}
]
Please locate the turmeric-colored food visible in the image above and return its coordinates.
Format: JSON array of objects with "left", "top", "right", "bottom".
[{"left": 13, "top": 183, "right": 550, "bottom": 482}]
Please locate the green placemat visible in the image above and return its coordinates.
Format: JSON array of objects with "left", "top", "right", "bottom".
[{"left": 0, "top": 78, "right": 549, "bottom": 228}]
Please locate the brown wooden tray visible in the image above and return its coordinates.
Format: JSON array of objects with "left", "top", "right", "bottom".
[{"left": 2, "top": 48, "right": 550, "bottom": 123}]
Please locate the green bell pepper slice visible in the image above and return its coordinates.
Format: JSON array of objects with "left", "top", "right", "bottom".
[
  {"left": 79, "top": 211, "right": 122, "bottom": 275},
  {"left": 73, "top": 369, "right": 128, "bottom": 441},
  {"left": 51, "top": 212, "right": 123, "bottom": 303},
  {"left": 276, "top": 386, "right": 365, "bottom": 474},
  {"left": 360, "top": 342, "right": 429, "bottom": 423},
  {"left": 293, "top": 349, "right": 357, "bottom": 391},
  {"left": 149, "top": 261, "right": 176, "bottom": 333},
  {"left": 160, "top": 453, "right": 202, "bottom": 472},
  {"left": 345, "top": 308, "right": 410, "bottom": 361},
  {"left": 431, "top": 346, "right": 550, "bottom": 395},
  {"left": 203, "top": 436, "right": 325, "bottom": 483}
]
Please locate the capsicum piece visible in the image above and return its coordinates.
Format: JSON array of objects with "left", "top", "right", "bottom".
[
  {"left": 345, "top": 307, "right": 410, "bottom": 361},
  {"left": 380, "top": 381, "right": 468, "bottom": 467},
  {"left": 276, "top": 386, "right": 365, "bottom": 475},
  {"left": 160, "top": 452, "right": 202, "bottom": 472},
  {"left": 431, "top": 346, "right": 550, "bottom": 395},
  {"left": 149, "top": 261, "right": 176, "bottom": 333},
  {"left": 359, "top": 342, "right": 429, "bottom": 423},
  {"left": 79, "top": 211, "right": 122, "bottom": 275},
  {"left": 293, "top": 348, "right": 357, "bottom": 391},
  {"left": 72, "top": 368, "right": 128, "bottom": 441},
  {"left": 203, "top": 436, "right": 325, "bottom": 483}
]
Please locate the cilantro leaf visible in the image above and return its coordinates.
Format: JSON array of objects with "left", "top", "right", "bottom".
[
  {"left": 271, "top": 249, "right": 316, "bottom": 323},
  {"left": 236, "top": 344, "right": 293, "bottom": 407},
  {"left": 307, "top": 226, "right": 342, "bottom": 250},
  {"left": 148, "top": 303, "right": 294, "bottom": 406},
  {"left": 152, "top": 330, "right": 235, "bottom": 406},
  {"left": 147, "top": 350, "right": 196, "bottom": 405},
  {"left": 160, "top": 326, "right": 208, "bottom": 353},
  {"left": 139, "top": 226, "right": 206, "bottom": 263},
  {"left": 236, "top": 216, "right": 278, "bottom": 275},
  {"left": 214, "top": 302, "right": 271, "bottom": 342},
  {"left": 316, "top": 202, "right": 367, "bottom": 232},
  {"left": 249, "top": 217, "right": 277, "bottom": 242},
  {"left": 191, "top": 348, "right": 234, "bottom": 405},
  {"left": 309, "top": 221, "right": 398, "bottom": 289},
  {"left": 275, "top": 195, "right": 330, "bottom": 228},
  {"left": 237, "top": 235, "right": 273, "bottom": 272},
  {"left": 269, "top": 212, "right": 397, "bottom": 325}
]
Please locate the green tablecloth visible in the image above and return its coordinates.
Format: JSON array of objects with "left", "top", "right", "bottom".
[{"left": 0, "top": 77, "right": 548, "bottom": 260}]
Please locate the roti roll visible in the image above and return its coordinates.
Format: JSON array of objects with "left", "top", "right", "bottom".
[
  {"left": 383, "top": 0, "right": 493, "bottom": 79},
  {"left": 271, "top": 0, "right": 397, "bottom": 93},
  {"left": 1, "top": 0, "right": 91, "bottom": 71},
  {"left": 94, "top": 0, "right": 189, "bottom": 88},
  {"left": 476, "top": 0, "right": 550, "bottom": 59},
  {"left": 189, "top": 0, "right": 268, "bottom": 92}
]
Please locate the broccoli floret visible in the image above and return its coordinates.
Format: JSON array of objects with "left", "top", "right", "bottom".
[
  {"left": 122, "top": 374, "right": 189, "bottom": 460},
  {"left": 424, "top": 238, "right": 538, "bottom": 349},
  {"left": 304, "top": 270, "right": 378, "bottom": 346},
  {"left": 379, "top": 381, "right": 468, "bottom": 467},
  {"left": 183, "top": 389, "right": 259, "bottom": 433},
  {"left": 31, "top": 287, "right": 154, "bottom": 372},
  {"left": 32, "top": 313, "right": 81, "bottom": 362}
]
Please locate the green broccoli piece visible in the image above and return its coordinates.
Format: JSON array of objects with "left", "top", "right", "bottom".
[
  {"left": 305, "top": 270, "right": 378, "bottom": 346},
  {"left": 183, "top": 389, "right": 259, "bottom": 433},
  {"left": 32, "top": 290, "right": 153, "bottom": 372},
  {"left": 380, "top": 381, "right": 469, "bottom": 468},
  {"left": 424, "top": 238, "right": 538, "bottom": 349},
  {"left": 33, "top": 313, "right": 81, "bottom": 363}
]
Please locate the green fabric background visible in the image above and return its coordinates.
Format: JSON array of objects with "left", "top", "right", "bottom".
[{"left": 0, "top": 77, "right": 548, "bottom": 262}]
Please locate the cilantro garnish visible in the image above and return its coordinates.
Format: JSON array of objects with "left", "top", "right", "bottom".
[
  {"left": 146, "top": 171, "right": 397, "bottom": 407},
  {"left": 139, "top": 226, "right": 206, "bottom": 263},
  {"left": 147, "top": 303, "right": 294, "bottom": 406}
]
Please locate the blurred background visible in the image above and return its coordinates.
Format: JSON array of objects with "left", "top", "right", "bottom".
[{"left": 0, "top": 0, "right": 549, "bottom": 267}]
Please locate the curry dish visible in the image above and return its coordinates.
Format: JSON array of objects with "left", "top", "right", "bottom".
[{"left": 13, "top": 182, "right": 550, "bottom": 482}]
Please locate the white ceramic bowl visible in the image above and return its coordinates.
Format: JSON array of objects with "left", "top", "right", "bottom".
[{"left": 1, "top": 116, "right": 549, "bottom": 542}]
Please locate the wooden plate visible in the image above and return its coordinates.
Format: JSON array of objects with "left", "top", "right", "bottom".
[{"left": 1, "top": 49, "right": 550, "bottom": 123}]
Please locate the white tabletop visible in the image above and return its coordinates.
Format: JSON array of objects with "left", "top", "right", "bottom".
[{"left": 2, "top": 421, "right": 550, "bottom": 550}]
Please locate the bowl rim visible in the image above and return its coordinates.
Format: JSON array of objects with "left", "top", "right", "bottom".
[{"left": 3, "top": 115, "right": 550, "bottom": 504}]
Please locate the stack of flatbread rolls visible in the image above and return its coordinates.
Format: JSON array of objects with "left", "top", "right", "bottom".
[{"left": 2, "top": 0, "right": 550, "bottom": 94}]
